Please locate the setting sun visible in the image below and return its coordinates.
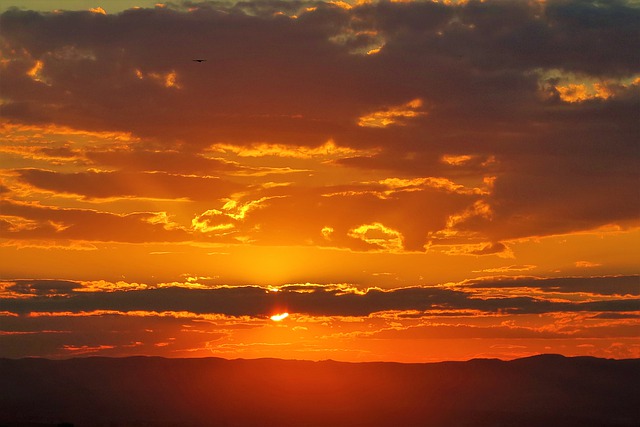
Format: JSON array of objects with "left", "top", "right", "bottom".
[{"left": 270, "top": 313, "right": 289, "bottom": 322}]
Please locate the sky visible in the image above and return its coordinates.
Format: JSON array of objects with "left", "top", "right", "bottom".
[{"left": 0, "top": 0, "right": 638, "bottom": 362}]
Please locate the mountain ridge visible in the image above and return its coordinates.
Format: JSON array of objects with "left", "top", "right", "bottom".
[{"left": 1, "top": 354, "right": 638, "bottom": 427}]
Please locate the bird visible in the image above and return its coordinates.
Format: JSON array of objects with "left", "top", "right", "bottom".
[{"left": 192, "top": 59, "right": 207, "bottom": 63}]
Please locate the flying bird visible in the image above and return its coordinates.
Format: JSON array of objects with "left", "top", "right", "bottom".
[{"left": 192, "top": 59, "right": 207, "bottom": 63}]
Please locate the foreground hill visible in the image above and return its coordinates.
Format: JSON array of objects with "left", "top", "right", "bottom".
[{"left": 1, "top": 354, "right": 638, "bottom": 427}]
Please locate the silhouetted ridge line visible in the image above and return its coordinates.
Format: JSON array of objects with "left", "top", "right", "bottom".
[{"left": 1, "top": 355, "right": 638, "bottom": 427}]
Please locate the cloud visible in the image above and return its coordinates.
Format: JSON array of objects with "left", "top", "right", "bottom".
[
  {"left": 368, "top": 322, "right": 640, "bottom": 340},
  {"left": 0, "top": 199, "right": 191, "bottom": 243},
  {"left": 4, "top": 168, "right": 484, "bottom": 249},
  {"left": 2, "top": 279, "right": 80, "bottom": 297},
  {"left": 474, "top": 265, "right": 537, "bottom": 273},
  {"left": 0, "top": 0, "right": 638, "bottom": 247},
  {"left": 86, "top": 148, "right": 241, "bottom": 175},
  {"left": 575, "top": 261, "right": 602, "bottom": 268},
  {"left": 0, "top": 309, "right": 230, "bottom": 358},
  {"left": 222, "top": 180, "right": 478, "bottom": 251},
  {"left": 208, "top": 139, "right": 372, "bottom": 160},
  {"left": 2, "top": 276, "right": 638, "bottom": 317},
  {"left": 464, "top": 275, "right": 640, "bottom": 296},
  {"left": 357, "top": 98, "right": 426, "bottom": 128},
  {"left": 440, "top": 241, "right": 509, "bottom": 257},
  {"left": 347, "top": 222, "right": 404, "bottom": 252},
  {"left": 15, "top": 168, "right": 244, "bottom": 201}
]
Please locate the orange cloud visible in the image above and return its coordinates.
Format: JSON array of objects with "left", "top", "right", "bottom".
[
  {"left": 26, "top": 60, "right": 48, "bottom": 84},
  {"left": 538, "top": 69, "right": 640, "bottom": 103},
  {"left": 348, "top": 223, "right": 404, "bottom": 252},
  {"left": 135, "top": 69, "right": 181, "bottom": 89},
  {"left": 88, "top": 7, "right": 107, "bottom": 15},
  {"left": 209, "top": 139, "right": 375, "bottom": 159},
  {"left": 441, "top": 154, "right": 473, "bottom": 166},
  {"left": 358, "top": 99, "right": 426, "bottom": 128},
  {"left": 555, "top": 83, "right": 612, "bottom": 103}
]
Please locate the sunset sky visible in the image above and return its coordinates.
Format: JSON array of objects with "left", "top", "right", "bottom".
[{"left": 0, "top": 0, "right": 638, "bottom": 362}]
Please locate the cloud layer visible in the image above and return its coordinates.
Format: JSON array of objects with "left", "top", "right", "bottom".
[
  {"left": 1, "top": 276, "right": 638, "bottom": 360},
  {"left": 2, "top": 276, "right": 638, "bottom": 317},
  {"left": 1, "top": 0, "right": 639, "bottom": 361},
  {"left": 1, "top": 0, "right": 638, "bottom": 253}
]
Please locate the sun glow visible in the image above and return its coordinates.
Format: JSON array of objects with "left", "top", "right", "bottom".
[{"left": 270, "top": 312, "right": 289, "bottom": 322}]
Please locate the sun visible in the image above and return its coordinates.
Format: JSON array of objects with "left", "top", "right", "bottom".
[{"left": 270, "top": 312, "right": 289, "bottom": 322}]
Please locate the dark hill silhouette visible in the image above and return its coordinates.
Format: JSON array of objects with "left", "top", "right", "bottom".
[{"left": 0, "top": 354, "right": 638, "bottom": 427}]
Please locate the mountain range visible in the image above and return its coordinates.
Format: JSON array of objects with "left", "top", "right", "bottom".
[{"left": 1, "top": 354, "right": 638, "bottom": 427}]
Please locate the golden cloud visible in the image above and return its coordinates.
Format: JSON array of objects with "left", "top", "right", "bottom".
[{"left": 358, "top": 99, "right": 426, "bottom": 128}]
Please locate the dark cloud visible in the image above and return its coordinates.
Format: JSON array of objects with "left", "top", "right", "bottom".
[
  {"left": 0, "top": 312, "right": 227, "bottom": 358},
  {"left": 38, "top": 145, "right": 77, "bottom": 158},
  {"left": 0, "top": 283, "right": 464, "bottom": 316},
  {"left": 15, "top": 168, "right": 244, "bottom": 201},
  {"left": 6, "top": 279, "right": 80, "bottom": 296},
  {"left": 451, "top": 0, "right": 640, "bottom": 76},
  {"left": 465, "top": 275, "right": 640, "bottom": 296},
  {"left": 0, "top": 199, "right": 192, "bottom": 243},
  {"left": 467, "top": 242, "right": 507, "bottom": 256},
  {"left": 369, "top": 322, "right": 640, "bottom": 340},
  {"left": 1, "top": 0, "right": 638, "bottom": 246},
  {"left": 589, "top": 312, "right": 640, "bottom": 320},
  {"left": 2, "top": 0, "right": 637, "bottom": 143},
  {"left": 0, "top": 3, "right": 362, "bottom": 145},
  {"left": 85, "top": 148, "right": 240, "bottom": 174},
  {"left": 1, "top": 276, "right": 637, "bottom": 317}
]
